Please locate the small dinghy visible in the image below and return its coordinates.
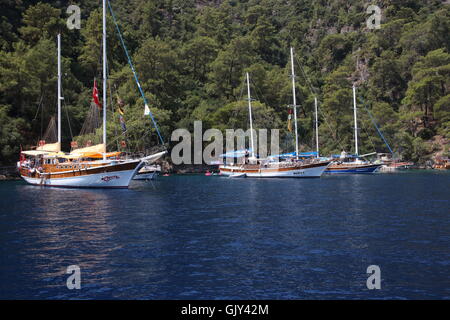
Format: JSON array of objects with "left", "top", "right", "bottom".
[
  {"left": 229, "top": 173, "right": 247, "bottom": 178},
  {"left": 133, "top": 164, "right": 161, "bottom": 181}
]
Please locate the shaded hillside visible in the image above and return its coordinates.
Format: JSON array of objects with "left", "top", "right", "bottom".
[{"left": 0, "top": 0, "right": 449, "bottom": 165}]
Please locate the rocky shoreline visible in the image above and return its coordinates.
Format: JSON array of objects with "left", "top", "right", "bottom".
[
  {"left": 0, "top": 166, "right": 19, "bottom": 180},
  {"left": 158, "top": 160, "right": 219, "bottom": 174},
  {"left": 0, "top": 174, "right": 20, "bottom": 181}
]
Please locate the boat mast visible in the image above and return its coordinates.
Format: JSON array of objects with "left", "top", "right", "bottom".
[
  {"left": 290, "top": 47, "right": 299, "bottom": 159},
  {"left": 57, "top": 33, "right": 61, "bottom": 145},
  {"left": 102, "top": 0, "right": 107, "bottom": 160},
  {"left": 353, "top": 84, "right": 359, "bottom": 156},
  {"left": 314, "top": 96, "right": 319, "bottom": 158},
  {"left": 246, "top": 72, "right": 255, "bottom": 158}
]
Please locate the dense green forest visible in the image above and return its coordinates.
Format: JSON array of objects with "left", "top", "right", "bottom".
[{"left": 0, "top": 0, "right": 449, "bottom": 165}]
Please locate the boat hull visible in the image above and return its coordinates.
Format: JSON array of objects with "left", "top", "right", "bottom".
[
  {"left": 325, "top": 163, "right": 381, "bottom": 174},
  {"left": 219, "top": 161, "right": 330, "bottom": 178},
  {"left": 20, "top": 160, "right": 142, "bottom": 188}
]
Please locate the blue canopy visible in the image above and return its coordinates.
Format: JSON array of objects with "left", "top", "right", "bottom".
[
  {"left": 269, "top": 151, "right": 318, "bottom": 159},
  {"left": 298, "top": 151, "right": 318, "bottom": 157},
  {"left": 331, "top": 154, "right": 358, "bottom": 159}
]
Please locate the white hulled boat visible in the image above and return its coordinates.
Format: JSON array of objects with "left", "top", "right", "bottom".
[
  {"left": 219, "top": 48, "right": 330, "bottom": 178},
  {"left": 18, "top": 1, "right": 165, "bottom": 188}
]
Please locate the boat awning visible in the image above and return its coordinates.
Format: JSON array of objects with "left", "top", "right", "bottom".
[
  {"left": 60, "top": 154, "right": 82, "bottom": 160},
  {"left": 80, "top": 151, "right": 121, "bottom": 159},
  {"left": 268, "top": 152, "right": 295, "bottom": 159},
  {"left": 22, "top": 150, "right": 51, "bottom": 156},
  {"left": 62, "top": 151, "right": 121, "bottom": 159},
  {"left": 298, "top": 151, "right": 318, "bottom": 157},
  {"left": 43, "top": 152, "right": 66, "bottom": 158},
  {"left": 268, "top": 151, "right": 318, "bottom": 159},
  {"left": 331, "top": 154, "right": 358, "bottom": 158},
  {"left": 71, "top": 143, "right": 106, "bottom": 154}
]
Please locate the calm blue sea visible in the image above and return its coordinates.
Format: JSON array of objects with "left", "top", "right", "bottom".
[{"left": 0, "top": 172, "right": 449, "bottom": 299}]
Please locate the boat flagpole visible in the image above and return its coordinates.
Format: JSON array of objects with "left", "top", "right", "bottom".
[
  {"left": 246, "top": 72, "right": 255, "bottom": 158},
  {"left": 102, "top": 0, "right": 107, "bottom": 160},
  {"left": 314, "top": 96, "right": 319, "bottom": 158},
  {"left": 57, "top": 33, "right": 61, "bottom": 145},
  {"left": 353, "top": 84, "right": 359, "bottom": 156},
  {"left": 290, "top": 47, "right": 299, "bottom": 159}
]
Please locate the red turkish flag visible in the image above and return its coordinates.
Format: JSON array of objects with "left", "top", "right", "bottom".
[{"left": 92, "top": 79, "right": 100, "bottom": 108}]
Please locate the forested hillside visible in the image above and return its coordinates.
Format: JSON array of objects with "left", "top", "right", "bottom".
[{"left": 1, "top": 0, "right": 449, "bottom": 165}]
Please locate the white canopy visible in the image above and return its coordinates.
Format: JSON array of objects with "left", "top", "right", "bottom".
[
  {"left": 71, "top": 143, "right": 106, "bottom": 154},
  {"left": 22, "top": 150, "right": 51, "bottom": 156}
]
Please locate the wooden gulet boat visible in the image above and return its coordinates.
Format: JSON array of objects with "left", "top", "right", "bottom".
[
  {"left": 325, "top": 85, "right": 381, "bottom": 174},
  {"left": 219, "top": 48, "right": 331, "bottom": 178},
  {"left": 326, "top": 158, "right": 382, "bottom": 174},
  {"left": 18, "top": 156, "right": 143, "bottom": 188},
  {"left": 219, "top": 160, "right": 331, "bottom": 178},
  {"left": 17, "top": 1, "right": 165, "bottom": 188}
]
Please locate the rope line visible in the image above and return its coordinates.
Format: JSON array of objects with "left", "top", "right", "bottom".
[
  {"left": 108, "top": 0, "right": 165, "bottom": 145},
  {"left": 358, "top": 95, "right": 394, "bottom": 154}
]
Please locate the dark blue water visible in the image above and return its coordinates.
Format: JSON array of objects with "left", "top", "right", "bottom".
[{"left": 0, "top": 172, "right": 449, "bottom": 299}]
